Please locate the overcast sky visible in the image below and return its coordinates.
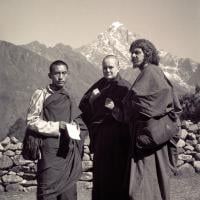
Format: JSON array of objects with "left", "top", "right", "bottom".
[{"left": 0, "top": 0, "right": 199, "bottom": 62}]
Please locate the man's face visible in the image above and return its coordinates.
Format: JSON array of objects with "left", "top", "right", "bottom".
[
  {"left": 102, "top": 57, "right": 119, "bottom": 80},
  {"left": 49, "top": 64, "right": 68, "bottom": 89},
  {"left": 130, "top": 48, "right": 145, "bottom": 69}
]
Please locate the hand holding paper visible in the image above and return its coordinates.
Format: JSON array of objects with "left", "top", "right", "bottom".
[{"left": 66, "top": 122, "right": 81, "bottom": 140}]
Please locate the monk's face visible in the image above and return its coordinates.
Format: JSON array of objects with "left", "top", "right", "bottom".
[
  {"left": 48, "top": 64, "right": 68, "bottom": 89},
  {"left": 102, "top": 57, "right": 120, "bottom": 80},
  {"left": 131, "top": 48, "right": 145, "bottom": 69}
]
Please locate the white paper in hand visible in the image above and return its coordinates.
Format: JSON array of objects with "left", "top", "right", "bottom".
[{"left": 66, "top": 123, "right": 81, "bottom": 140}]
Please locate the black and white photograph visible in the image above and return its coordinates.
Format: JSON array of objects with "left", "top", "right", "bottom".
[{"left": 0, "top": 0, "right": 199, "bottom": 199}]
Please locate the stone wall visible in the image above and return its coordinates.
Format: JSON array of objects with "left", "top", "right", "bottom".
[
  {"left": 0, "top": 135, "right": 93, "bottom": 192},
  {"left": 176, "top": 120, "right": 200, "bottom": 175},
  {"left": 0, "top": 120, "right": 200, "bottom": 192}
]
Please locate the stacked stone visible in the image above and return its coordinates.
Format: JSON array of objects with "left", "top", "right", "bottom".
[
  {"left": 0, "top": 135, "right": 93, "bottom": 193},
  {"left": 0, "top": 136, "right": 37, "bottom": 192},
  {"left": 177, "top": 120, "right": 200, "bottom": 176}
]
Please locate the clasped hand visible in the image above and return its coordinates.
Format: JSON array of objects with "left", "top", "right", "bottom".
[{"left": 105, "top": 98, "right": 115, "bottom": 110}]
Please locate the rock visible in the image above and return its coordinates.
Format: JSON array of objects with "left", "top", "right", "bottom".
[
  {"left": 188, "top": 124, "right": 199, "bottom": 133},
  {"left": 80, "top": 172, "right": 93, "bottom": 181},
  {"left": 177, "top": 163, "right": 195, "bottom": 177},
  {"left": 82, "top": 161, "right": 93, "bottom": 171},
  {"left": 178, "top": 154, "right": 193, "bottom": 162},
  {"left": 82, "top": 153, "right": 90, "bottom": 161},
  {"left": 195, "top": 144, "right": 200, "bottom": 153},
  {"left": 184, "top": 150, "right": 195, "bottom": 156},
  {"left": 184, "top": 145, "right": 194, "bottom": 151},
  {"left": 179, "top": 129, "right": 188, "bottom": 140},
  {"left": 0, "top": 155, "right": 13, "bottom": 169},
  {"left": 17, "top": 171, "right": 24, "bottom": 176},
  {"left": 84, "top": 135, "right": 90, "bottom": 146},
  {"left": 23, "top": 173, "right": 36, "bottom": 180},
  {"left": 194, "top": 153, "right": 200, "bottom": 161},
  {"left": 177, "top": 147, "right": 185, "bottom": 154},
  {"left": 84, "top": 146, "right": 90, "bottom": 154},
  {"left": 3, "top": 150, "right": 15, "bottom": 156},
  {"left": 0, "top": 137, "right": 10, "bottom": 146},
  {"left": 10, "top": 136, "right": 19, "bottom": 144},
  {"left": 2, "top": 174, "right": 23, "bottom": 184},
  {"left": 176, "top": 139, "right": 185, "bottom": 148},
  {"left": 8, "top": 171, "right": 16, "bottom": 175},
  {"left": 176, "top": 159, "right": 184, "bottom": 167},
  {"left": 90, "top": 154, "right": 94, "bottom": 161},
  {"left": 181, "top": 120, "right": 191, "bottom": 129},
  {"left": 23, "top": 186, "right": 37, "bottom": 192},
  {"left": 78, "top": 181, "right": 93, "bottom": 190},
  {"left": 0, "top": 184, "right": 5, "bottom": 192},
  {"left": 0, "top": 143, "right": 4, "bottom": 151},
  {"left": 185, "top": 139, "right": 198, "bottom": 146},
  {"left": 193, "top": 161, "right": 200, "bottom": 173},
  {"left": 15, "top": 150, "right": 22, "bottom": 155},
  {"left": 187, "top": 132, "right": 196, "bottom": 140},
  {"left": 0, "top": 170, "right": 8, "bottom": 176},
  {"left": 21, "top": 179, "right": 37, "bottom": 186},
  {"left": 13, "top": 155, "right": 33, "bottom": 166},
  {"left": 11, "top": 165, "right": 22, "bottom": 173},
  {"left": 4, "top": 143, "right": 22, "bottom": 151},
  {"left": 5, "top": 183, "right": 24, "bottom": 192}
]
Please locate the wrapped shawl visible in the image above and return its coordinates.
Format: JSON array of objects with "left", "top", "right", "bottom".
[
  {"left": 37, "top": 88, "right": 87, "bottom": 200},
  {"left": 123, "top": 64, "right": 182, "bottom": 200}
]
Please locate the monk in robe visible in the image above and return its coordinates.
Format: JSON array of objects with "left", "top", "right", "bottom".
[
  {"left": 79, "top": 55, "right": 131, "bottom": 200},
  {"left": 26, "top": 60, "right": 87, "bottom": 200},
  {"left": 110, "top": 39, "right": 182, "bottom": 200}
]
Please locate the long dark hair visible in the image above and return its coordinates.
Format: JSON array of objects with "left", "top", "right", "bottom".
[{"left": 130, "top": 39, "right": 160, "bottom": 66}]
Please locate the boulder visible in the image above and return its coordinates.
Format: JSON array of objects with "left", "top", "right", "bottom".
[
  {"left": 0, "top": 184, "right": 5, "bottom": 192},
  {"left": 0, "top": 137, "right": 10, "bottom": 146},
  {"left": 178, "top": 154, "right": 193, "bottom": 162},
  {"left": 3, "top": 150, "right": 15, "bottom": 157},
  {"left": 80, "top": 172, "right": 93, "bottom": 181},
  {"left": 179, "top": 129, "right": 188, "bottom": 140},
  {"left": 195, "top": 144, "right": 200, "bottom": 153},
  {"left": 177, "top": 163, "right": 195, "bottom": 177},
  {"left": 194, "top": 153, "right": 200, "bottom": 161},
  {"left": 82, "top": 153, "right": 90, "bottom": 161},
  {"left": 5, "top": 183, "right": 24, "bottom": 192},
  {"left": 187, "top": 132, "right": 196, "bottom": 140},
  {"left": 2, "top": 174, "right": 23, "bottom": 184},
  {"left": 82, "top": 161, "right": 93, "bottom": 171},
  {"left": 10, "top": 136, "right": 19, "bottom": 144},
  {"left": 193, "top": 161, "right": 200, "bottom": 173},
  {"left": 0, "top": 155, "right": 13, "bottom": 169},
  {"left": 176, "top": 139, "right": 185, "bottom": 148}
]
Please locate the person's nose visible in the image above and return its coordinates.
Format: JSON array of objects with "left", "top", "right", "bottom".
[
  {"left": 131, "top": 53, "right": 136, "bottom": 58},
  {"left": 58, "top": 73, "right": 63, "bottom": 80}
]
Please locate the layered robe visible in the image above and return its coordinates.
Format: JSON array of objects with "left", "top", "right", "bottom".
[
  {"left": 79, "top": 74, "right": 131, "bottom": 200},
  {"left": 122, "top": 64, "right": 182, "bottom": 200},
  {"left": 27, "top": 86, "right": 87, "bottom": 200}
]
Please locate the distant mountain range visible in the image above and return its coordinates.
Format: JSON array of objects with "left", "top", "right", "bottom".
[
  {"left": 0, "top": 41, "right": 100, "bottom": 140},
  {"left": 78, "top": 21, "right": 200, "bottom": 92},
  {"left": 0, "top": 21, "right": 199, "bottom": 140}
]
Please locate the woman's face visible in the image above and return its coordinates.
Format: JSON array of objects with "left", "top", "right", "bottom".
[{"left": 130, "top": 48, "right": 145, "bottom": 68}]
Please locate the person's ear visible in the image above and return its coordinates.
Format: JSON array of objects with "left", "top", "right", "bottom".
[{"left": 48, "top": 73, "right": 52, "bottom": 79}]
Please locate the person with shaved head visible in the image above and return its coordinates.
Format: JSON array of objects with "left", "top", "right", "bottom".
[{"left": 79, "top": 55, "right": 131, "bottom": 200}]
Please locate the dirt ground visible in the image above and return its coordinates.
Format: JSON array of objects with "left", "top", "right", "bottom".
[{"left": 1, "top": 175, "right": 200, "bottom": 200}]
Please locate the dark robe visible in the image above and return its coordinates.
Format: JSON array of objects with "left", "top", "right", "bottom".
[
  {"left": 37, "top": 88, "right": 87, "bottom": 200},
  {"left": 122, "top": 64, "right": 182, "bottom": 200},
  {"left": 79, "top": 74, "right": 131, "bottom": 200}
]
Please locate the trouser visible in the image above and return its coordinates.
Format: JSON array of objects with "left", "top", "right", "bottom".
[{"left": 37, "top": 184, "right": 77, "bottom": 200}]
